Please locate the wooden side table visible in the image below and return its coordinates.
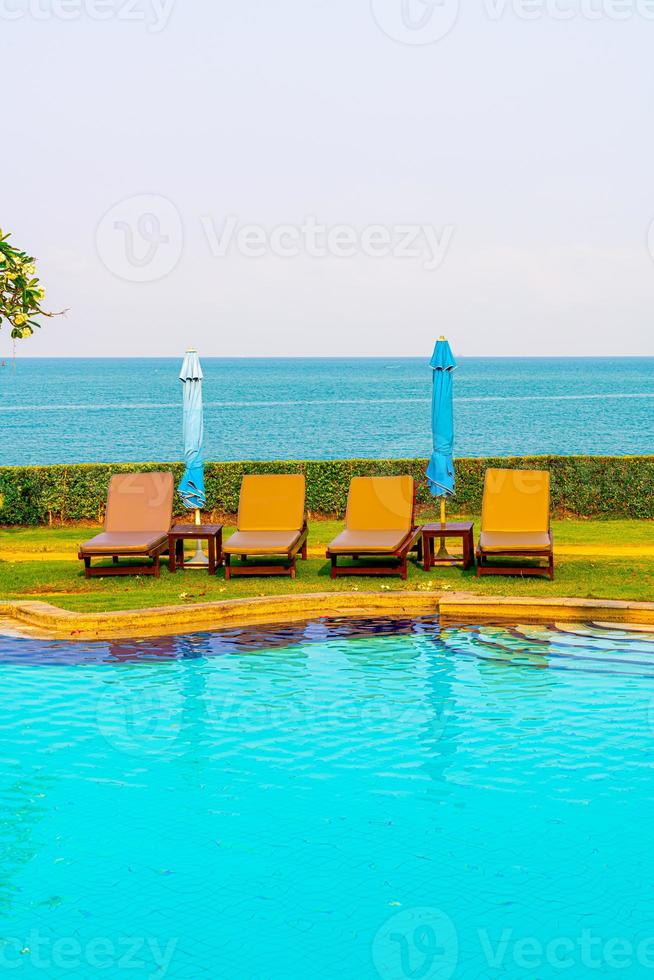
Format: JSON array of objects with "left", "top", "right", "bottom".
[
  {"left": 168, "top": 524, "right": 223, "bottom": 575},
  {"left": 421, "top": 522, "right": 474, "bottom": 571}
]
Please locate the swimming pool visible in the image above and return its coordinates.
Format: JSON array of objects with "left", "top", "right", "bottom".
[{"left": 1, "top": 616, "right": 653, "bottom": 979}]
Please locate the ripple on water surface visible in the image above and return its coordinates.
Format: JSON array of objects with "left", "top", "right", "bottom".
[{"left": 1, "top": 616, "right": 653, "bottom": 979}]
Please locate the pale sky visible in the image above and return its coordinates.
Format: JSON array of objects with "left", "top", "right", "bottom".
[{"left": 3, "top": 0, "right": 654, "bottom": 357}]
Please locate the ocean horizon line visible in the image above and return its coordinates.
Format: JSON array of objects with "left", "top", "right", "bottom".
[
  {"left": 2, "top": 357, "right": 651, "bottom": 464},
  {"left": 4, "top": 354, "right": 654, "bottom": 361}
]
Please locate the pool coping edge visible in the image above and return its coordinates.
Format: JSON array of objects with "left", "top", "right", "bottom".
[{"left": 2, "top": 592, "right": 654, "bottom": 640}]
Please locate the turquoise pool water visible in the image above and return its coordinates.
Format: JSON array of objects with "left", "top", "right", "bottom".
[{"left": 1, "top": 617, "right": 654, "bottom": 979}]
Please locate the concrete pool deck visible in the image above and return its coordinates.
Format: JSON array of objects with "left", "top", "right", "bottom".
[{"left": 2, "top": 591, "right": 654, "bottom": 641}]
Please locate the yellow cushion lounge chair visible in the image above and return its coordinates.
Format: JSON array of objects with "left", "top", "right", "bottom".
[
  {"left": 223, "top": 474, "right": 308, "bottom": 579},
  {"left": 476, "top": 468, "right": 553, "bottom": 579},
  {"left": 326, "top": 475, "right": 420, "bottom": 580},
  {"left": 78, "top": 472, "right": 173, "bottom": 578}
]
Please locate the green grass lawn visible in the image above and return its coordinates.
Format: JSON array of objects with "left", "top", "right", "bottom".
[
  {"left": 1, "top": 519, "right": 653, "bottom": 613},
  {"left": 2, "top": 516, "right": 654, "bottom": 553}
]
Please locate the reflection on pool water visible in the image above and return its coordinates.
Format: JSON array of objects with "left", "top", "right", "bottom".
[{"left": 1, "top": 617, "right": 654, "bottom": 979}]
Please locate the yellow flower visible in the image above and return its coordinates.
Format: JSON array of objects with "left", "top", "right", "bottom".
[
  {"left": 21, "top": 326, "right": 33, "bottom": 338},
  {"left": 36, "top": 287, "right": 45, "bottom": 300},
  {"left": 14, "top": 313, "right": 28, "bottom": 325},
  {"left": 23, "top": 263, "right": 35, "bottom": 276}
]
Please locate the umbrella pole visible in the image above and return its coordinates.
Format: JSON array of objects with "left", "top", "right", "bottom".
[
  {"left": 434, "top": 497, "right": 453, "bottom": 562},
  {"left": 188, "top": 506, "right": 209, "bottom": 566}
]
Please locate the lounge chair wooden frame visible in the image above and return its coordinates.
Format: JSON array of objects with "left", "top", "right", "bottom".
[
  {"left": 328, "top": 528, "right": 421, "bottom": 581},
  {"left": 475, "top": 536, "right": 554, "bottom": 580},
  {"left": 475, "top": 468, "right": 554, "bottom": 580},
  {"left": 80, "top": 541, "right": 170, "bottom": 579},
  {"left": 224, "top": 522, "right": 309, "bottom": 579},
  {"left": 77, "top": 472, "right": 174, "bottom": 579},
  {"left": 326, "top": 480, "right": 421, "bottom": 581}
]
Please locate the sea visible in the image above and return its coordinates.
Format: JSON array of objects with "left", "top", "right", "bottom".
[{"left": 1, "top": 357, "right": 652, "bottom": 466}]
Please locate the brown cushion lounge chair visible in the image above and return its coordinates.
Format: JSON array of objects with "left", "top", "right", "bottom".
[
  {"left": 78, "top": 472, "right": 174, "bottom": 578},
  {"left": 326, "top": 475, "right": 420, "bottom": 580},
  {"left": 223, "top": 474, "right": 308, "bottom": 579},
  {"left": 476, "top": 468, "right": 553, "bottom": 579}
]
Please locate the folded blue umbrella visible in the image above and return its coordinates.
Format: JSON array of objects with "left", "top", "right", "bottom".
[
  {"left": 178, "top": 350, "right": 206, "bottom": 511},
  {"left": 426, "top": 337, "right": 456, "bottom": 498}
]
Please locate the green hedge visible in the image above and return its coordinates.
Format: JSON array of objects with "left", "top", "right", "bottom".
[{"left": 1, "top": 456, "right": 653, "bottom": 526}]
